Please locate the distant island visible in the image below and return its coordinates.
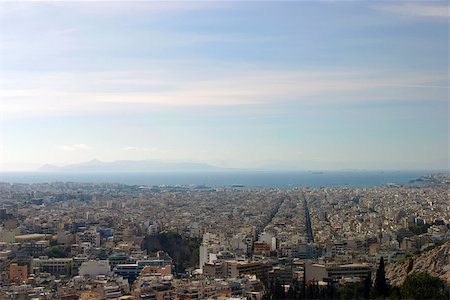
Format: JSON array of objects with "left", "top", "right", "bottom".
[{"left": 36, "top": 159, "right": 223, "bottom": 173}]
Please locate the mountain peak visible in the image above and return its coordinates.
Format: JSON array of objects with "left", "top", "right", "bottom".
[
  {"left": 36, "top": 159, "right": 222, "bottom": 172},
  {"left": 36, "top": 164, "right": 61, "bottom": 172},
  {"left": 83, "top": 159, "right": 103, "bottom": 165}
]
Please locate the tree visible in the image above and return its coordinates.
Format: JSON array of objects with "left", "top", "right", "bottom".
[
  {"left": 300, "top": 274, "right": 306, "bottom": 299},
  {"left": 273, "top": 279, "right": 285, "bottom": 299},
  {"left": 64, "top": 261, "right": 73, "bottom": 276},
  {"left": 326, "top": 281, "right": 335, "bottom": 299},
  {"left": 401, "top": 272, "right": 449, "bottom": 300},
  {"left": 48, "top": 246, "right": 68, "bottom": 258},
  {"left": 337, "top": 281, "right": 366, "bottom": 300},
  {"left": 363, "top": 275, "right": 371, "bottom": 299},
  {"left": 406, "top": 258, "right": 413, "bottom": 274},
  {"left": 374, "top": 257, "right": 388, "bottom": 297},
  {"left": 287, "top": 284, "right": 296, "bottom": 299}
]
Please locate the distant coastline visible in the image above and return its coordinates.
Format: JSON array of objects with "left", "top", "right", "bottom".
[{"left": 0, "top": 170, "right": 445, "bottom": 188}]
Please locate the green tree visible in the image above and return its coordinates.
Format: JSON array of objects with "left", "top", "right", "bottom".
[
  {"left": 48, "top": 246, "right": 68, "bottom": 258},
  {"left": 64, "top": 261, "right": 73, "bottom": 276},
  {"left": 401, "top": 272, "right": 449, "bottom": 300},
  {"left": 337, "top": 281, "right": 365, "bottom": 300},
  {"left": 374, "top": 257, "right": 388, "bottom": 297}
]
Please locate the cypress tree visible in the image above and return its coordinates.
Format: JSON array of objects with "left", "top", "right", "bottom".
[
  {"left": 301, "top": 274, "right": 306, "bottom": 299},
  {"left": 363, "top": 274, "right": 372, "bottom": 299},
  {"left": 292, "top": 279, "right": 300, "bottom": 299},
  {"left": 374, "top": 257, "right": 388, "bottom": 297},
  {"left": 327, "top": 281, "right": 336, "bottom": 299},
  {"left": 287, "top": 284, "right": 296, "bottom": 299},
  {"left": 269, "top": 280, "right": 275, "bottom": 299},
  {"left": 406, "top": 258, "right": 414, "bottom": 274},
  {"left": 274, "top": 279, "right": 285, "bottom": 299}
]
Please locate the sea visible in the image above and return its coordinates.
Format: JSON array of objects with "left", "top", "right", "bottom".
[{"left": 0, "top": 171, "right": 434, "bottom": 188}]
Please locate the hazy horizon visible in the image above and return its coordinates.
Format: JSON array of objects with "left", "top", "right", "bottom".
[
  {"left": 0, "top": 1, "right": 448, "bottom": 172},
  {"left": 0, "top": 158, "right": 448, "bottom": 173}
]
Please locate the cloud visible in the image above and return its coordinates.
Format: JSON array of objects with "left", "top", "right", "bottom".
[
  {"left": 377, "top": 2, "right": 448, "bottom": 19},
  {"left": 56, "top": 144, "right": 91, "bottom": 151},
  {"left": 0, "top": 1, "right": 220, "bottom": 16},
  {"left": 0, "top": 68, "right": 447, "bottom": 119},
  {"left": 73, "top": 143, "right": 90, "bottom": 149},
  {"left": 121, "top": 146, "right": 159, "bottom": 152}
]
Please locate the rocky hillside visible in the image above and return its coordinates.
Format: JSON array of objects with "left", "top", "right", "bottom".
[
  {"left": 141, "top": 232, "right": 201, "bottom": 272},
  {"left": 386, "top": 241, "right": 449, "bottom": 286}
]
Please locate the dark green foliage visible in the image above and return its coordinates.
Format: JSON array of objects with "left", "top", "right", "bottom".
[
  {"left": 326, "top": 281, "right": 337, "bottom": 299},
  {"left": 400, "top": 272, "right": 449, "bottom": 300},
  {"left": 64, "top": 261, "right": 73, "bottom": 276},
  {"left": 267, "top": 278, "right": 304, "bottom": 299},
  {"left": 96, "top": 248, "right": 111, "bottom": 260},
  {"left": 273, "top": 279, "right": 285, "bottom": 299},
  {"left": 405, "top": 259, "right": 413, "bottom": 274},
  {"left": 291, "top": 279, "right": 302, "bottom": 299},
  {"left": 374, "top": 257, "right": 389, "bottom": 297},
  {"left": 363, "top": 275, "right": 371, "bottom": 299},
  {"left": 387, "top": 285, "right": 402, "bottom": 300},
  {"left": 408, "top": 224, "right": 430, "bottom": 235},
  {"left": 301, "top": 274, "right": 306, "bottom": 298},
  {"left": 420, "top": 239, "right": 449, "bottom": 253},
  {"left": 337, "top": 281, "right": 367, "bottom": 300},
  {"left": 263, "top": 267, "right": 448, "bottom": 300},
  {"left": 306, "top": 280, "right": 320, "bottom": 299},
  {"left": 48, "top": 245, "right": 69, "bottom": 258},
  {"left": 287, "top": 284, "right": 296, "bottom": 299}
]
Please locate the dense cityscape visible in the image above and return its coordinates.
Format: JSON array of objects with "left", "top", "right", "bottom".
[
  {"left": 1, "top": 1, "right": 449, "bottom": 299},
  {"left": 0, "top": 173, "right": 448, "bottom": 299}
]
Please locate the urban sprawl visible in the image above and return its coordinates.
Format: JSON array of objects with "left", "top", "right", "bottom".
[{"left": 0, "top": 173, "right": 449, "bottom": 299}]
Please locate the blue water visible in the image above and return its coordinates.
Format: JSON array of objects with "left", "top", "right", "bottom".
[{"left": 0, "top": 171, "right": 431, "bottom": 188}]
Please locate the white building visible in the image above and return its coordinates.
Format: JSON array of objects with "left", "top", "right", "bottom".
[
  {"left": 258, "top": 232, "right": 277, "bottom": 250},
  {"left": 79, "top": 260, "right": 111, "bottom": 278},
  {"left": 199, "top": 233, "right": 225, "bottom": 270}
]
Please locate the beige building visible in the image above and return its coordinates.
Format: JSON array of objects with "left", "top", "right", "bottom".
[{"left": 32, "top": 257, "right": 73, "bottom": 276}]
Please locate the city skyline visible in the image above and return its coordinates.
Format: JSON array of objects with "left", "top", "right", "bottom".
[{"left": 0, "top": 1, "right": 448, "bottom": 171}]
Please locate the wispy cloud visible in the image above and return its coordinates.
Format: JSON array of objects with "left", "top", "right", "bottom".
[
  {"left": 0, "top": 1, "right": 220, "bottom": 17},
  {"left": 377, "top": 2, "right": 448, "bottom": 19},
  {"left": 0, "top": 68, "right": 447, "bottom": 119},
  {"left": 73, "top": 143, "right": 90, "bottom": 149},
  {"left": 121, "top": 146, "right": 159, "bottom": 152},
  {"left": 56, "top": 143, "right": 91, "bottom": 151}
]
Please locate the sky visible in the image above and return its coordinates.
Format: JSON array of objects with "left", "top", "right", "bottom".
[{"left": 0, "top": 1, "right": 448, "bottom": 171}]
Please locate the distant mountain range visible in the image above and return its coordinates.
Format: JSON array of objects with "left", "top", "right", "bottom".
[{"left": 36, "top": 159, "right": 223, "bottom": 172}]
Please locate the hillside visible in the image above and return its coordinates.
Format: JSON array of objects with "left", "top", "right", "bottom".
[
  {"left": 141, "top": 232, "right": 201, "bottom": 273},
  {"left": 386, "top": 241, "right": 450, "bottom": 286}
]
